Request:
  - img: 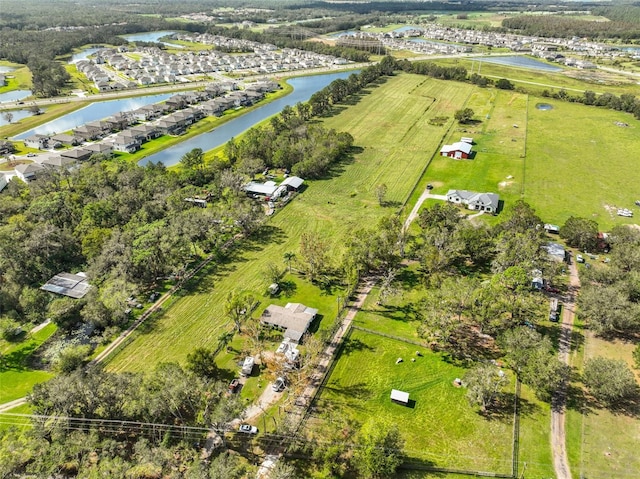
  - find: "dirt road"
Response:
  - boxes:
[551,258,581,479]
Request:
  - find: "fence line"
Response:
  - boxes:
[351,324,430,348]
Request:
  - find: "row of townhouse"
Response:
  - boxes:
[78,34,345,88]
[23,79,279,165]
[400,24,633,61]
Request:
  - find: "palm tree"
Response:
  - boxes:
[283,252,296,273]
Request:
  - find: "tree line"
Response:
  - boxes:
[389,58,640,121]
[502,14,640,41]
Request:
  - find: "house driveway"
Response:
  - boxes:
[404,187,447,230]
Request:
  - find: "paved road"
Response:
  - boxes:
[551,258,581,479]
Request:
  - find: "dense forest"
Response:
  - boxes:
[502,14,640,40]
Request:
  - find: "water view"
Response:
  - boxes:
[0,90,33,103]
[139,70,357,167]
[15,93,173,139]
[69,47,104,63]
[392,25,423,33]
[121,31,183,48]
[476,55,563,72]
[0,109,35,127]
[0,66,16,74]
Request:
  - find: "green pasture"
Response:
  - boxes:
[523,97,640,229]
[435,12,513,29]
[0,322,57,404]
[106,74,471,373]
[0,404,33,432]
[426,88,528,213]
[312,328,514,472]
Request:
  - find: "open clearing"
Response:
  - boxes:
[307,327,514,472]
[106,74,472,372]
[0,322,57,404]
[524,97,640,230]
[426,88,527,214]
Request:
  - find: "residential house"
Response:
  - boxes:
[41,155,76,169]
[156,117,182,135]
[60,148,93,162]
[130,124,161,141]
[73,124,102,141]
[244,180,278,197]
[84,143,113,157]
[446,189,500,214]
[15,163,44,182]
[260,303,318,343]
[50,134,82,147]
[112,131,142,153]
[23,134,49,150]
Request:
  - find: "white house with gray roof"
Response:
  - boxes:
[446,189,500,214]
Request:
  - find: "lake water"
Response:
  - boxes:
[0,109,35,127]
[69,47,104,63]
[476,56,563,72]
[15,93,173,139]
[0,90,33,103]
[392,25,423,33]
[139,70,357,167]
[121,31,183,49]
[328,30,359,38]
[0,66,16,74]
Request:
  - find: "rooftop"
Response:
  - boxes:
[41,272,91,299]
[260,302,318,343]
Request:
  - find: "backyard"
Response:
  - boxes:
[307,327,514,473]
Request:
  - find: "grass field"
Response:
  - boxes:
[318,272,556,476]
[310,328,514,473]
[565,327,640,479]
[105,74,472,373]
[0,322,57,404]
[523,97,640,229]
[426,88,527,213]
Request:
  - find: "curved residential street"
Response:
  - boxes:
[551,258,581,479]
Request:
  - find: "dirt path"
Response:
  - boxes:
[551,258,581,479]
[403,189,447,231]
[255,278,376,477]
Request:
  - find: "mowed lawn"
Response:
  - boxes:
[314,329,514,473]
[106,74,472,372]
[524,98,640,229]
[566,332,640,479]
[0,323,57,403]
[426,88,528,210]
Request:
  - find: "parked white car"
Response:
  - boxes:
[238,424,258,434]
